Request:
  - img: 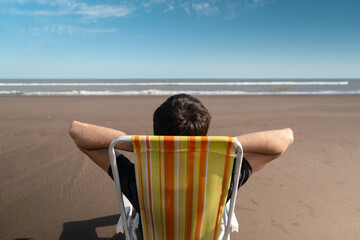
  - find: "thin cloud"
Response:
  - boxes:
[74,3,134,18]
[179,0,269,17]
[192,2,219,16]
[252,0,268,7]
[163,5,175,13]
[141,0,166,9]
[5,0,135,18]
[222,0,271,18]
[2,0,271,19]
[28,24,117,35]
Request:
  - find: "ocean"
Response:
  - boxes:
[0,79,359,96]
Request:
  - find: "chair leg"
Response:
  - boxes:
[116,196,134,234]
[131,214,140,240]
[230,210,239,233]
[218,202,239,239]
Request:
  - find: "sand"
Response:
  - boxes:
[0,95,360,240]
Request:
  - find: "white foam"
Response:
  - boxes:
[1,89,359,96]
[0,81,350,87]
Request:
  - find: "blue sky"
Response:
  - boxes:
[0,0,359,79]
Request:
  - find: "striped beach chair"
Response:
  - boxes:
[109,135,244,240]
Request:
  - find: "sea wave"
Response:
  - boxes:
[1,89,359,96]
[0,81,350,87]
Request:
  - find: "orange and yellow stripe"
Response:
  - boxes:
[133,135,235,240]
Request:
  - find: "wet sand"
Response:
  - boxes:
[1,95,360,239]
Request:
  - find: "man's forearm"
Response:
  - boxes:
[236,128,294,155]
[68,121,133,152]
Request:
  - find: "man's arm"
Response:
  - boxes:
[68,121,133,172]
[236,128,294,173]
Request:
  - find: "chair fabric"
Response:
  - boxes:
[132,135,237,240]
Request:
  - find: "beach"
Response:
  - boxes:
[1,95,360,239]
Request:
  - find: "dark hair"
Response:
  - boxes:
[153,94,211,136]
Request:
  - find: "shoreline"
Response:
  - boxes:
[1,93,360,97]
[1,79,359,97]
[1,92,360,97]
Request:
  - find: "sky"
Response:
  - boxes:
[0,0,359,79]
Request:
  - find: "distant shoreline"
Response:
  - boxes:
[1,79,359,96]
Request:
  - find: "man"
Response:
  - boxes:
[69,94,293,219]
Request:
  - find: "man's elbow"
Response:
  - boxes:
[281,128,294,153]
[68,120,88,153]
[285,128,294,146]
[68,121,85,151]
[68,120,79,139]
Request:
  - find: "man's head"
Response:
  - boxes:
[153,94,211,136]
